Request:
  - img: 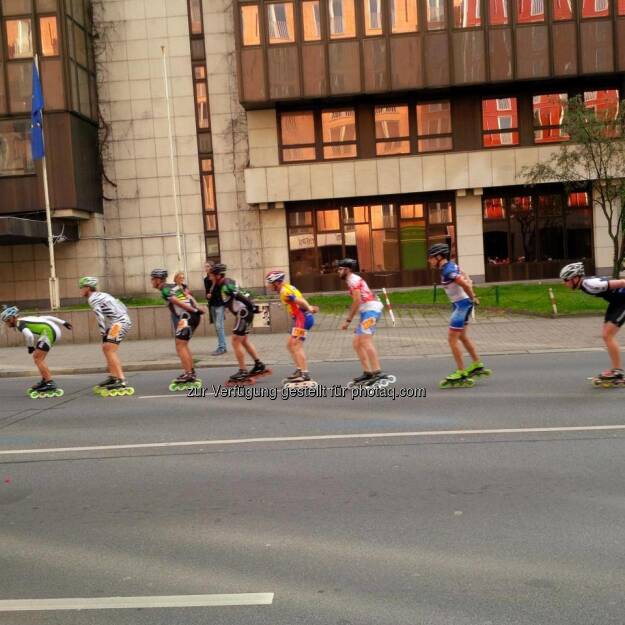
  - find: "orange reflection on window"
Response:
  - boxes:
[241,4,260,45]
[391,0,418,32]
[552,0,573,20]
[302,0,322,40]
[581,0,609,18]
[584,89,619,122]
[281,111,315,145]
[484,198,506,220]
[516,0,544,23]
[453,0,481,28]
[267,2,295,44]
[489,0,509,25]
[40,16,59,56]
[329,0,356,39]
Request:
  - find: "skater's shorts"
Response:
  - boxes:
[232,308,254,336]
[103,319,132,344]
[34,325,58,352]
[449,298,473,331]
[174,311,201,341]
[605,303,625,327]
[290,311,314,340]
[356,310,381,336]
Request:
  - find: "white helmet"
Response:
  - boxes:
[559,262,585,280]
[0,305,19,322]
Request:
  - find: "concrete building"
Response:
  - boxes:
[1,0,624,305]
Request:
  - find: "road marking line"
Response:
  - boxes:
[0,593,274,612]
[1,425,625,457]
[139,392,217,399]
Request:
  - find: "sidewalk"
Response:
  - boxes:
[0,311,606,377]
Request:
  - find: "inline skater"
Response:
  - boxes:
[79,277,133,396]
[0,305,72,397]
[265,270,318,386]
[337,259,393,387]
[149,268,203,390]
[427,243,489,389]
[209,264,268,384]
[560,262,625,386]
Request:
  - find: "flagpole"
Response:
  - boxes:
[161,46,185,275]
[34,54,60,310]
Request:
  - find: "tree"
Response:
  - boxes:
[522,95,625,278]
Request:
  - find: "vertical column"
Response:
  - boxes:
[455,190,486,281]
[592,184,619,275]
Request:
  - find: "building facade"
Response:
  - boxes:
[0,0,624,305]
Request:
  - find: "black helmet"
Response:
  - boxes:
[337,258,358,270]
[427,243,450,258]
[211,263,227,275]
[150,268,168,279]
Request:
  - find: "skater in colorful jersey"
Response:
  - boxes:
[337,258,390,386]
[79,277,133,395]
[0,305,72,397]
[427,243,489,388]
[150,268,204,388]
[560,262,625,385]
[209,264,268,384]
[265,271,318,385]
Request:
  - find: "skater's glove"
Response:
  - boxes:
[27,347,35,354]
[64,322,73,330]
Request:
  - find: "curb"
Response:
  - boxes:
[0,348,605,379]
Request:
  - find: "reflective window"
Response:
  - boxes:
[302,0,322,40]
[7,62,31,112]
[489,0,509,24]
[427,202,456,258]
[552,0,573,20]
[74,22,87,66]
[620,0,625,15]
[375,105,410,156]
[0,119,34,176]
[426,0,446,30]
[538,195,564,261]
[205,236,220,259]
[584,89,620,122]
[289,211,316,278]
[39,16,59,57]
[416,101,452,152]
[194,82,209,129]
[189,0,203,34]
[2,0,31,15]
[364,0,383,36]
[280,111,316,162]
[484,197,506,220]
[483,198,509,264]
[391,0,418,32]
[267,2,295,44]
[482,97,519,148]
[567,193,592,259]
[6,19,33,59]
[329,0,356,38]
[581,0,609,18]
[37,0,57,10]
[533,93,569,144]
[322,108,357,159]
[400,203,426,269]
[516,0,544,23]
[241,4,260,45]
[453,0,481,28]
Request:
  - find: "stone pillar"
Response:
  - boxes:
[593,185,621,276]
[455,191,485,281]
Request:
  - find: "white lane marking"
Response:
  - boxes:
[139,393,216,399]
[0,593,274,612]
[1,425,625,457]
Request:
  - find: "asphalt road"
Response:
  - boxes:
[0,352,624,625]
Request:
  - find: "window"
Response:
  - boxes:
[533,93,568,144]
[537,194,564,261]
[483,198,509,265]
[316,209,342,271]
[567,192,593,259]
[6,19,33,59]
[426,0,446,29]
[453,0,481,28]
[267,2,295,44]
[7,62,31,112]
[582,0,608,18]
[322,108,357,159]
[482,97,519,147]
[416,101,452,152]
[375,105,410,156]
[489,0,509,24]
[280,111,316,162]
[552,0,573,20]
[302,0,322,40]
[2,0,32,15]
[509,196,535,262]
[189,0,203,34]
[0,119,34,176]
[400,204,426,269]
[39,16,59,57]
[329,0,356,38]
[619,0,625,15]
[391,0,418,32]
[289,211,316,278]
[364,0,383,35]
[516,0,544,23]
[241,4,260,45]
[584,89,620,125]
[37,0,57,9]
[194,81,209,129]
[427,202,456,259]
[201,159,219,251]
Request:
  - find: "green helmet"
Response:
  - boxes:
[79,276,98,288]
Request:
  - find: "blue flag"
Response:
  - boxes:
[31,62,45,160]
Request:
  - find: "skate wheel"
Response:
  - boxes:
[464,379,475,388]
[92,385,101,393]
[601,382,613,389]
[110,389,119,397]
[55,389,64,397]
[168,383,178,392]
[377,379,389,387]
[385,375,397,383]
[126,387,135,396]
[100,389,109,397]
[28,390,38,399]
[193,380,202,388]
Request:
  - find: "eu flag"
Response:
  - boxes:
[31,62,45,160]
